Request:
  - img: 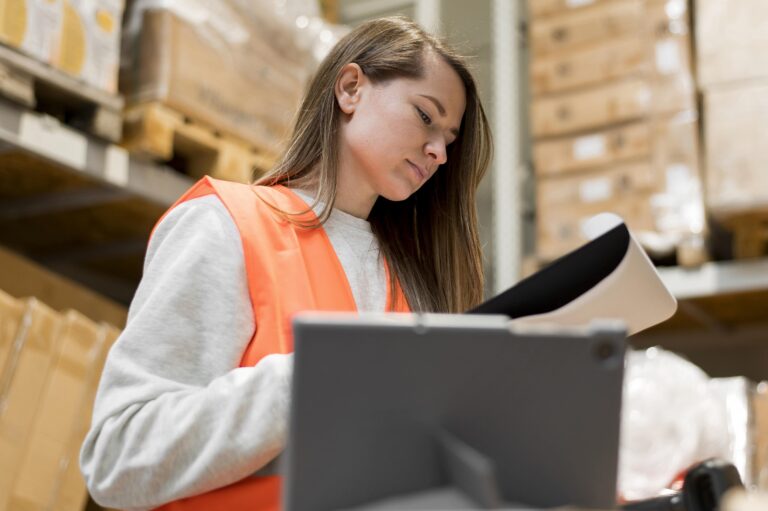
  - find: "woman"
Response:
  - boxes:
[81,16,492,511]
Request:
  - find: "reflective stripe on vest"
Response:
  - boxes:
[152,177,410,511]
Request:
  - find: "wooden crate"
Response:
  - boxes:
[0,41,122,142]
[123,102,277,184]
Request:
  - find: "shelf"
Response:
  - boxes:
[0,96,193,304]
[658,258,768,300]
[0,96,192,205]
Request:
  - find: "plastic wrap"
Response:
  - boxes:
[529,0,703,262]
[696,0,768,89]
[618,347,733,500]
[121,0,347,151]
[703,81,768,218]
[0,0,124,93]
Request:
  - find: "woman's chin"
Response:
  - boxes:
[379,181,422,202]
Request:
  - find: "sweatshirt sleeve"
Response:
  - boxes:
[79,195,292,511]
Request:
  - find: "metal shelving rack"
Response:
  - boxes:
[0,96,192,303]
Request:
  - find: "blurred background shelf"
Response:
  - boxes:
[0,95,192,304]
[659,258,768,300]
[635,258,768,382]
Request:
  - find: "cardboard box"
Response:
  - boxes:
[536,163,659,259]
[527,0,614,20]
[536,153,704,260]
[0,246,127,327]
[52,324,119,511]
[0,290,25,385]
[0,299,62,508]
[530,75,693,138]
[530,0,689,56]
[754,383,768,489]
[51,0,125,93]
[696,0,768,89]
[703,81,768,217]
[530,0,642,56]
[533,113,699,176]
[0,0,62,63]
[530,32,692,96]
[123,8,306,152]
[7,311,107,510]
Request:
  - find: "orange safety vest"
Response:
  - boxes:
[152,176,410,511]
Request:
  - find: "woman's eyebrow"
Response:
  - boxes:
[418,94,460,137]
[418,94,446,116]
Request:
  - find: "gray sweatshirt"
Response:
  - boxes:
[80,191,385,510]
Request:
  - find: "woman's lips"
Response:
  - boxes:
[407,160,427,180]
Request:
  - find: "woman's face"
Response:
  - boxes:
[336,51,467,202]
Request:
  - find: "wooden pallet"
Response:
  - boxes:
[718,212,768,260]
[122,102,278,184]
[0,42,123,143]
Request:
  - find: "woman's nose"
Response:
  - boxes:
[425,138,448,167]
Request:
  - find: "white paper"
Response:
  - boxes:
[580,177,613,203]
[573,134,607,161]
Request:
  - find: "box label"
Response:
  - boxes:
[580,177,613,203]
[566,0,596,7]
[573,134,607,161]
[655,39,682,75]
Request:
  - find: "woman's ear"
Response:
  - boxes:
[335,63,364,114]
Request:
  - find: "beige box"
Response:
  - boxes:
[52,323,120,511]
[51,0,125,93]
[8,311,107,510]
[530,0,643,56]
[0,299,62,509]
[754,383,768,489]
[530,75,693,138]
[530,0,689,56]
[0,245,127,327]
[696,0,768,89]
[527,0,615,20]
[123,9,306,152]
[0,290,25,385]
[0,0,62,63]
[703,81,768,217]
[533,113,699,177]
[531,32,692,96]
[537,163,660,259]
[536,153,703,260]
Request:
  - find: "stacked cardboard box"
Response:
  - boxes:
[529,0,705,262]
[0,0,124,93]
[120,1,319,156]
[696,0,768,220]
[0,250,124,511]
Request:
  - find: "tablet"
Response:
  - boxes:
[284,313,626,511]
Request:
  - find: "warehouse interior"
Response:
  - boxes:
[0,0,767,510]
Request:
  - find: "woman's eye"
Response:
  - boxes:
[417,107,432,126]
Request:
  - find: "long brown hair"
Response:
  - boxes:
[256,16,492,313]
